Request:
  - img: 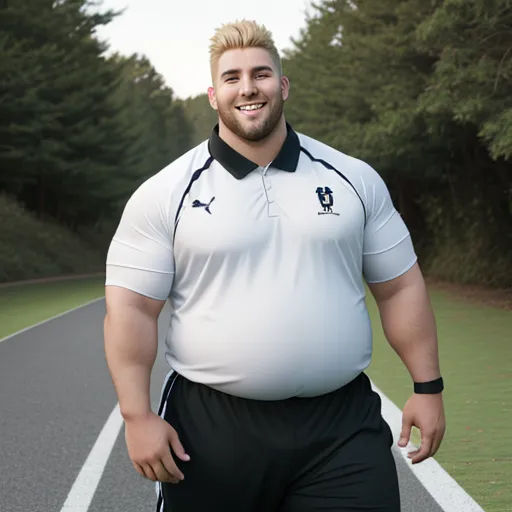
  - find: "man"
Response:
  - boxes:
[104,19,446,512]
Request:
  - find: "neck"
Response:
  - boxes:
[218,117,288,167]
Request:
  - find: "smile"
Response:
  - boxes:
[236,103,267,112]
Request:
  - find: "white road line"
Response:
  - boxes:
[0,297,104,344]
[59,403,124,512]
[372,380,485,512]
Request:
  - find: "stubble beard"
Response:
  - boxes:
[218,97,285,143]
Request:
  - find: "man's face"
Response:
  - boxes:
[208,47,290,142]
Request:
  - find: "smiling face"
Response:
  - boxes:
[208,47,290,142]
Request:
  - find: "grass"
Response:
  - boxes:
[0,276,106,339]
[0,194,105,283]
[367,287,512,512]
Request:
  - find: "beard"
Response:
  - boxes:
[217,96,285,142]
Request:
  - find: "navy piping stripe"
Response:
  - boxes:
[156,491,163,512]
[174,155,214,236]
[300,147,367,224]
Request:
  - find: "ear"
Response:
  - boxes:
[281,76,290,101]
[207,86,218,110]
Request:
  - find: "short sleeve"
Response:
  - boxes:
[105,179,175,300]
[361,166,417,283]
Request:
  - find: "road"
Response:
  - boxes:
[0,299,480,512]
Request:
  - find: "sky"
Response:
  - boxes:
[94,0,313,100]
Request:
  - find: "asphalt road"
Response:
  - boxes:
[0,299,445,512]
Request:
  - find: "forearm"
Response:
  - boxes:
[104,307,158,420]
[375,281,441,383]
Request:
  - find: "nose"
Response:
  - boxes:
[239,76,258,97]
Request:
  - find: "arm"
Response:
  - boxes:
[103,285,189,483]
[104,285,166,420]
[367,262,441,384]
[358,162,445,463]
[368,263,446,464]
[103,177,189,483]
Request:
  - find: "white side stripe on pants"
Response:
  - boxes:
[155,370,179,512]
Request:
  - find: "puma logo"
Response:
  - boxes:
[192,197,215,214]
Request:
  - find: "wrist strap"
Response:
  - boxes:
[414,377,444,394]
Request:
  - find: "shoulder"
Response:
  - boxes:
[296,132,386,190]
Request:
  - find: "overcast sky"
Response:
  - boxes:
[94,0,313,99]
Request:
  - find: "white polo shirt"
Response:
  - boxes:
[105,123,417,400]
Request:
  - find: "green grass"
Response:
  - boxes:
[367,287,512,512]
[0,277,106,339]
[0,194,106,283]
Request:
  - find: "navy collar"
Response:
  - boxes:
[208,123,301,179]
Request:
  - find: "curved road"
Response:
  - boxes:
[0,299,483,512]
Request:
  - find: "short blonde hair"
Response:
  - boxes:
[209,19,282,82]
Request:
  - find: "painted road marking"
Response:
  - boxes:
[59,404,123,512]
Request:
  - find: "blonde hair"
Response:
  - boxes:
[209,20,282,82]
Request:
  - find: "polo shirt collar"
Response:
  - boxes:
[208,122,301,179]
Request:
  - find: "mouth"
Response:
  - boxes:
[235,102,267,114]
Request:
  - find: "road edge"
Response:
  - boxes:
[371,380,486,512]
[0,296,105,344]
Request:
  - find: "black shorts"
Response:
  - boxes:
[156,371,400,512]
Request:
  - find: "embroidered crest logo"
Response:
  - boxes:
[316,187,339,216]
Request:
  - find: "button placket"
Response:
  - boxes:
[260,167,279,217]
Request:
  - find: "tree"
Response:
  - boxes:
[110,53,194,196]
[0,0,126,227]
[0,1,194,230]
[417,0,512,161]
[182,93,219,146]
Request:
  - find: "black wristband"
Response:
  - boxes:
[414,377,444,394]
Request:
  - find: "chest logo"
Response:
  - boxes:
[316,187,340,216]
[192,197,215,214]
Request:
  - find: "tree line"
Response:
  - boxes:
[0,0,193,232]
[1,0,510,287]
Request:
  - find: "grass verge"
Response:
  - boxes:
[367,286,512,512]
[0,194,106,283]
[0,276,106,340]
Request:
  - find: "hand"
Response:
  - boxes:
[398,393,446,464]
[124,411,190,483]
